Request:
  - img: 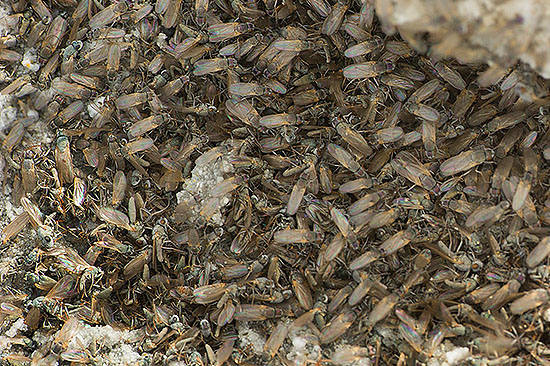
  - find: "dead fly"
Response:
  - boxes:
[263,322,288,359]
[339,177,372,194]
[272,39,321,53]
[115,92,149,109]
[305,0,331,17]
[2,212,31,243]
[44,247,103,291]
[225,98,260,127]
[233,304,282,321]
[41,15,67,58]
[467,104,498,127]
[211,176,244,197]
[112,171,127,206]
[490,156,513,196]
[379,228,416,255]
[509,288,550,315]
[291,272,313,310]
[229,82,265,98]
[327,143,366,176]
[54,133,75,185]
[195,145,230,167]
[525,236,550,268]
[348,276,372,306]
[32,0,53,24]
[481,274,524,311]
[260,113,301,128]
[486,111,525,134]
[405,102,440,122]
[321,233,346,262]
[125,138,155,155]
[434,62,466,90]
[343,61,394,79]
[158,76,190,100]
[208,22,253,42]
[364,292,399,329]
[328,285,353,313]
[88,2,128,30]
[367,208,401,229]
[123,249,151,280]
[372,127,404,144]
[3,115,39,152]
[440,148,493,177]
[344,37,383,58]
[422,119,437,157]
[330,206,358,247]
[128,115,169,139]
[320,310,356,344]
[334,120,372,156]
[380,74,415,90]
[0,46,21,63]
[331,347,370,365]
[287,170,308,215]
[1,75,32,96]
[73,176,87,209]
[465,201,509,229]
[322,0,349,35]
[391,151,438,192]
[273,229,323,244]
[161,0,183,28]
[94,232,131,255]
[512,172,533,211]
[97,207,135,231]
[57,100,84,124]
[52,78,91,99]
[21,158,37,194]
[407,79,442,105]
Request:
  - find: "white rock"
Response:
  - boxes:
[21,48,41,72]
[6,318,27,337]
[375,0,550,78]
[176,146,235,226]
[237,322,266,356]
[88,97,106,119]
[292,336,307,350]
[544,307,550,322]
[444,346,470,365]
[0,2,14,36]
[0,95,17,132]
